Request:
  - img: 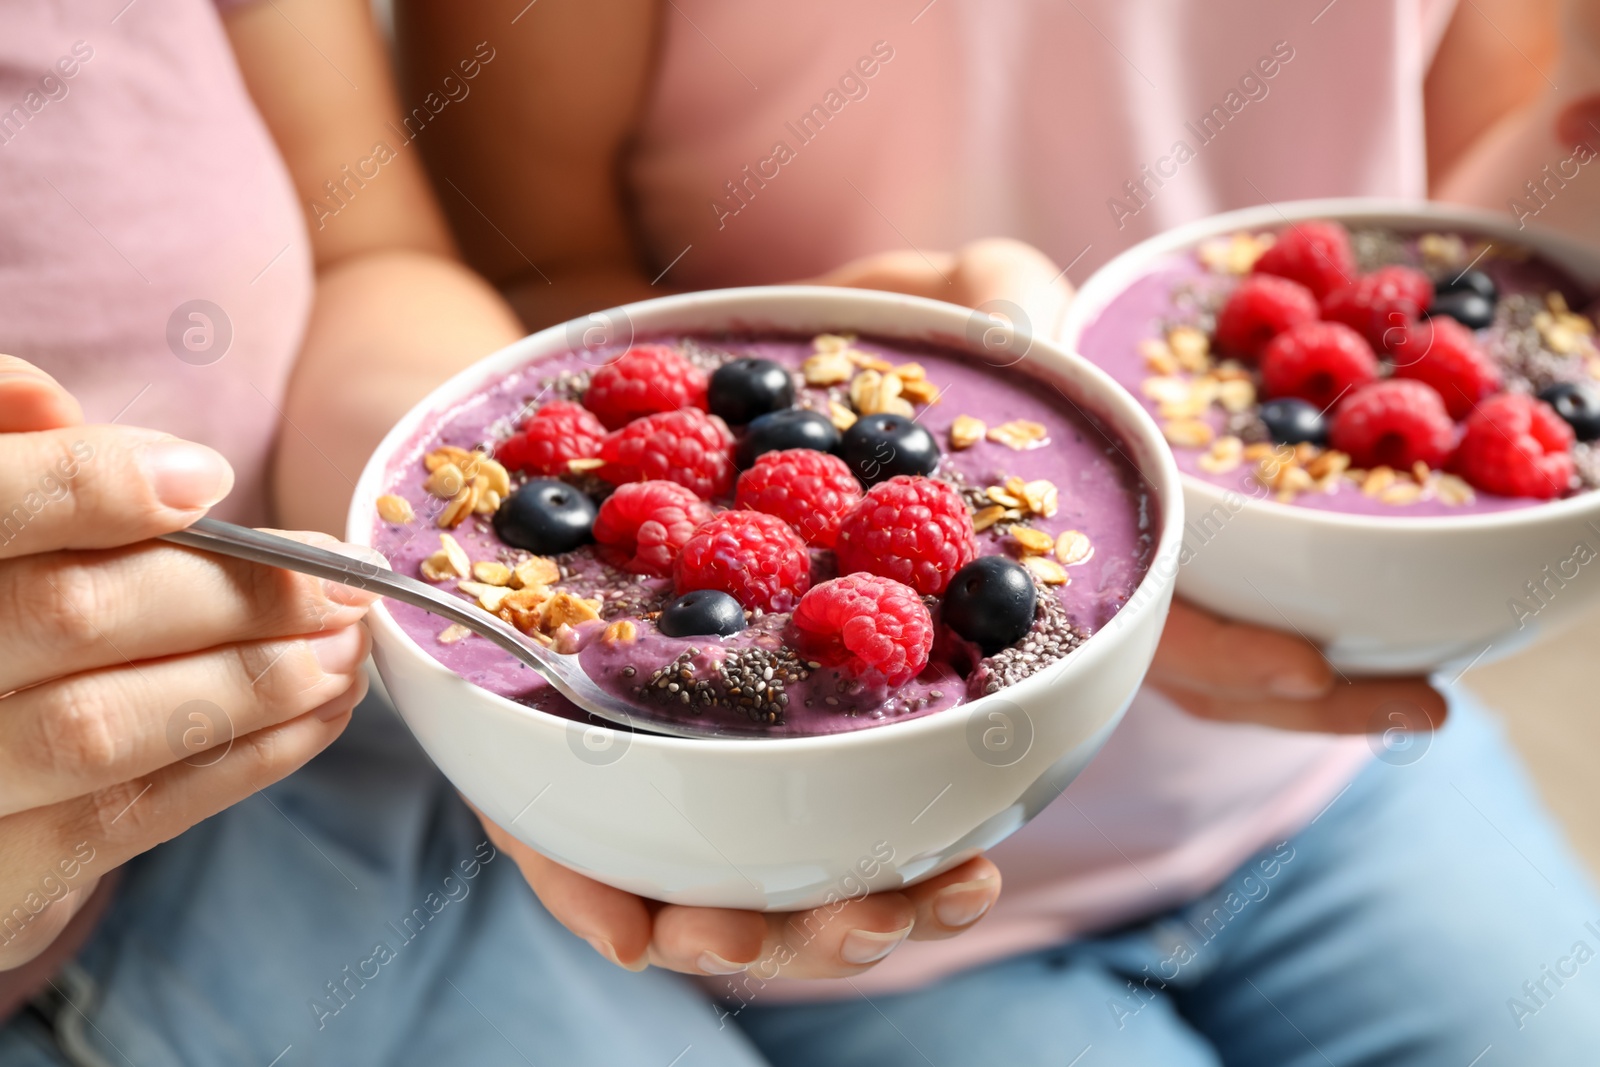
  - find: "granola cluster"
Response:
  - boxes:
[802,332,943,429]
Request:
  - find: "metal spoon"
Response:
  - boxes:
[160,517,767,740]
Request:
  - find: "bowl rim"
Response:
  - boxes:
[348,284,1184,752]
[1061,196,1600,534]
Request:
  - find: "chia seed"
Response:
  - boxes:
[635,644,810,725]
[1350,227,1409,273]
[967,580,1086,697]
[1482,293,1591,395]
[539,368,594,402]
[677,338,740,374]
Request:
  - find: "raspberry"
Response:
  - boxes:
[673,510,812,613]
[1214,274,1320,360]
[1260,321,1378,410]
[494,401,607,476]
[583,344,709,430]
[1252,221,1357,301]
[591,481,713,576]
[1320,266,1434,352]
[1451,394,1575,499]
[1389,316,1502,420]
[834,476,977,596]
[598,408,735,499]
[734,449,863,549]
[1328,379,1455,470]
[792,574,933,687]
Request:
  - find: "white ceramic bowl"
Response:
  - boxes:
[1062,198,1600,675]
[348,286,1182,910]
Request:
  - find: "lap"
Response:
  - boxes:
[0,689,765,1067]
[1172,687,1600,1066]
[737,691,1600,1067]
[734,951,1221,1067]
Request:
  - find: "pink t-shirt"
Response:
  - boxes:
[0,0,309,1016]
[626,0,1457,997]
[0,0,310,527]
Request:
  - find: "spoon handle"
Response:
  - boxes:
[162,518,777,740]
[160,518,547,676]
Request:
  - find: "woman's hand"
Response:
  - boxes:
[808,237,1076,346]
[1149,600,1447,733]
[0,356,377,971]
[475,808,1001,977]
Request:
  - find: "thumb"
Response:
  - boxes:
[0,354,84,433]
[951,238,1076,344]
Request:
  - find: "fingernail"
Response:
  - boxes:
[933,880,996,928]
[587,937,647,972]
[309,627,367,675]
[697,951,750,975]
[1269,673,1330,699]
[139,440,233,510]
[314,692,357,722]
[840,924,912,966]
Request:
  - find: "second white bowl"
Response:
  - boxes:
[1063,198,1600,675]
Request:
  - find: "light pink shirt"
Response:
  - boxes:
[0,0,311,527]
[626,0,1457,996]
[0,0,309,1016]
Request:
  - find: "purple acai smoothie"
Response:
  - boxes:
[369,332,1156,736]
[1078,223,1600,517]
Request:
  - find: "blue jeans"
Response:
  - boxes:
[3,689,1597,1066]
[0,693,766,1067]
[733,692,1600,1066]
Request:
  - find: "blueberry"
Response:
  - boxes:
[657,589,748,638]
[1435,268,1497,303]
[492,478,597,555]
[837,414,940,485]
[736,408,840,468]
[941,557,1037,656]
[708,358,795,426]
[1538,381,1600,442]
[1426,290,1495,330]
[1258,397,1328,447]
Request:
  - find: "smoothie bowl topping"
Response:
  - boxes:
[1081,218,1600,517]
[370,331,1155,736]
